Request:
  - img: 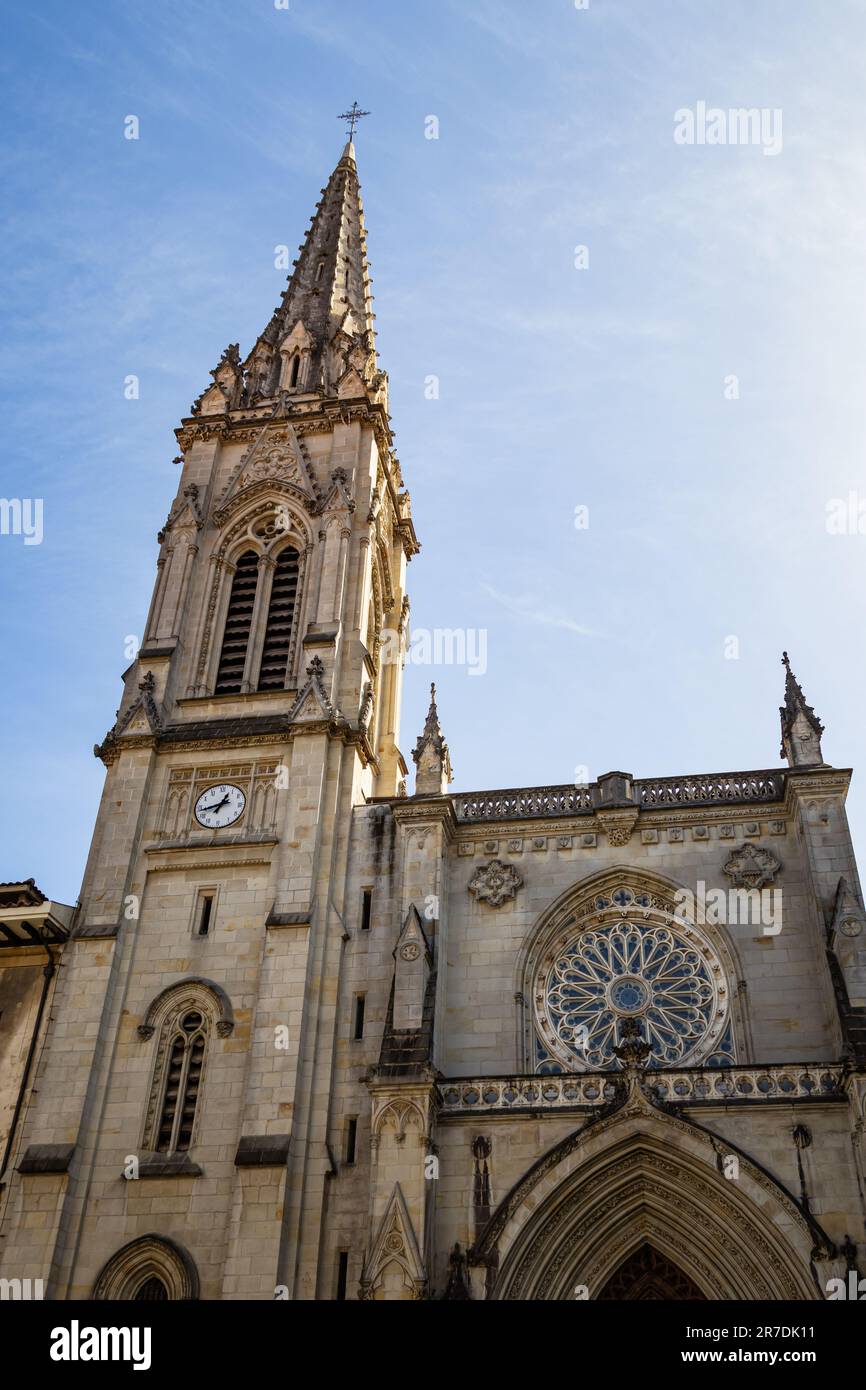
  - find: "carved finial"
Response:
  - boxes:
[612,1018,652,1070]
[779,652,825,767]
[219,343,241,368]
[412,683,453,795]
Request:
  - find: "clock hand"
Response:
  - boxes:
[203,795,230,814]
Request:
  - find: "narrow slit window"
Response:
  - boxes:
[258,547,300,691]
[360,889,372,932]
[336,1251,349,1301]
[215,550,259,695]
[196,892,214,938]
[353,995,365,1041]
[345,1117,357,1166]
[290,355,300,388]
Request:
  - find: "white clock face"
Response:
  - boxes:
[194,783,246,830]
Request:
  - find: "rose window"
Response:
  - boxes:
[538,920,731,1071]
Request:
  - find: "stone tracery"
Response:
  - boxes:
[524,872,740,1074]
[543,919,724,1070]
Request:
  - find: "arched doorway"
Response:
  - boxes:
[92,1234,199,1301]
[597,1244,706,1301]
[134,1276,169,1301]
[478,1077,825,1300]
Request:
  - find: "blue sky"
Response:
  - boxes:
[2,0,866,903]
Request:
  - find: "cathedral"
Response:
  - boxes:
[1,137,865,1303]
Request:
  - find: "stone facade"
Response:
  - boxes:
[1,142,864,1302]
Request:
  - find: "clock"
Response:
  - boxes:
[194,783,246,830]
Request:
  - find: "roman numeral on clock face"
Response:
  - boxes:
[193,783,246,829]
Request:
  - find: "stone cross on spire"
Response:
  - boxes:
[780,652,825,767]
[338,102,370,140]
[412,684,454,795]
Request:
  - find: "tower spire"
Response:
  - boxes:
[780,652,825,767]
[233,131,385,412]
[412,684,453,795]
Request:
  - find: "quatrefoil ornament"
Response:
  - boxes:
[468,859,523,909]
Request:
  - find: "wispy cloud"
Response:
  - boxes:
[481,583,600,638]
[4,0,866,892]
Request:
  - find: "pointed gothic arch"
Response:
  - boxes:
[278,320,314,392]
[137,979,234,1156]
[191,494,314,697]
[215,548,259,694]
[92,1234,200,1301]
[256,540,301,691]
[359,1184,427,1301]
[479,1080,825,1301]
[138,977,235,1040]
[597,1243,707,1300]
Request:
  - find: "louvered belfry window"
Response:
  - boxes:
[156,1010,206,1154]
[215,550,259,694]
[257,547,300,691]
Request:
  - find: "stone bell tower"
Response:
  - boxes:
[139,135,418,803]
[0,135,421,1301]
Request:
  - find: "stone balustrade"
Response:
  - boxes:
[439,1064,845,1114]
[453,771,784,823]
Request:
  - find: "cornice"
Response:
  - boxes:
[391,796,458,838]
[783,767,852,807]
[175,689,299,710]
[145,854,276,874]
[175,395,393,448]
[445,807,791,842]
[144,833,278,858]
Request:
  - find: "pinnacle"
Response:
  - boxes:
[780,651,823,730]
[423,683,441,733]
[412,683,453,792]
[779,651,825,763]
